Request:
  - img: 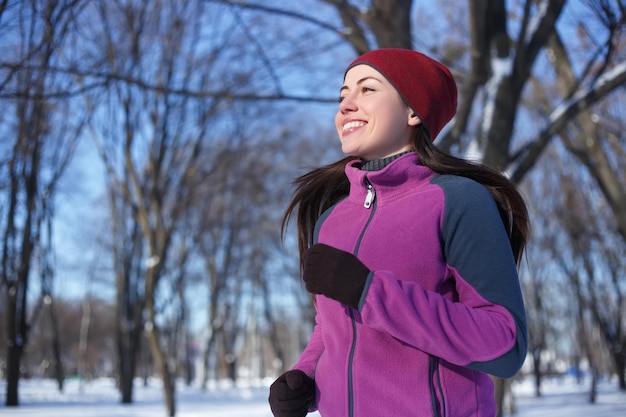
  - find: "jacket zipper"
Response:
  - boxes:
[429,356,446,417]
[348,177,377,417]
[347,311,357,417]
[364,182,376,208]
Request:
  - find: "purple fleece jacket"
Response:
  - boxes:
[293,153,527,417]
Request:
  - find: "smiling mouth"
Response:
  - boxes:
[342,121,366,134]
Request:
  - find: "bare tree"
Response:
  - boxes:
[24,296,117,380]
[193,139,288,385]
[86,0,272,413]
[533,1,626,242]
[107,179,146,403]
[0,0,85,406]
[556,171,626,393]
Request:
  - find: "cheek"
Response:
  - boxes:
[334,112,342,132]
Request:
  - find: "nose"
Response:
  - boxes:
[339,92,357,113]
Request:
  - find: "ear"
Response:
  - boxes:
[407,109,421,127]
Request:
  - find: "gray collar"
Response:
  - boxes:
[360,151,413,171]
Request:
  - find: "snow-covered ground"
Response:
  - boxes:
[0,375,624,416]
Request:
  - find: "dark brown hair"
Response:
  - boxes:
[282,125,530,269]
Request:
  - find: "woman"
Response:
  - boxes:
[269,48,529,417]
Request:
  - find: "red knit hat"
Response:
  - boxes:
[345,48,457,141]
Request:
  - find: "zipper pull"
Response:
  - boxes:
[364,183,376,208]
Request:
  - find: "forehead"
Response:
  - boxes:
[343,64,387,85]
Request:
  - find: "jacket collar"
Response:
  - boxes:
[345,152,434,205]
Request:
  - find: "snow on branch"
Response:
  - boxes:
[480,57,513,140]
[549,60,626,125]
[512,60,626,182]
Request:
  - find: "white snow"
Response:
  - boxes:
[481,56,513,138]
[549,60,626,124]
[464,138,484,162]
[524,0,549,45]
[0,375,624,417]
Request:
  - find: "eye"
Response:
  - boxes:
[361,86,375,93]
[338,95,346,103]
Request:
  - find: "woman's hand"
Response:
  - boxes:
[269,370,315,417]
[303,243,371,310]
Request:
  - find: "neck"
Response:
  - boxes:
[360,151,413,171]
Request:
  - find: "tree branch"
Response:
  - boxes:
[0,64,337,103]
[511,60,626,182]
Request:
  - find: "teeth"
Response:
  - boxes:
[343,121,365,131]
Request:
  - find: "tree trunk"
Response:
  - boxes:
[182,326,194,387]
[78,297,91,391]
[604,337,626,392]
[589,369,598,403]
[119,354,134,403]
[146,325,176,416]
[117,305,143,403]
[493,376,505,417]
[227,357,237,383]
[532,349,542,397]
[118,334,141,404]
[493,376,515,417]
[146,263,176,417]
[616,355,626,391]
[5,344,22,406]
[49,302,65,392]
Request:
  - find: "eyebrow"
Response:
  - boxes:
[340,76,383,93]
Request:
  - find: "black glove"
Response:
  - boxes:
[269,369,315,417]
[303,243,371,310]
